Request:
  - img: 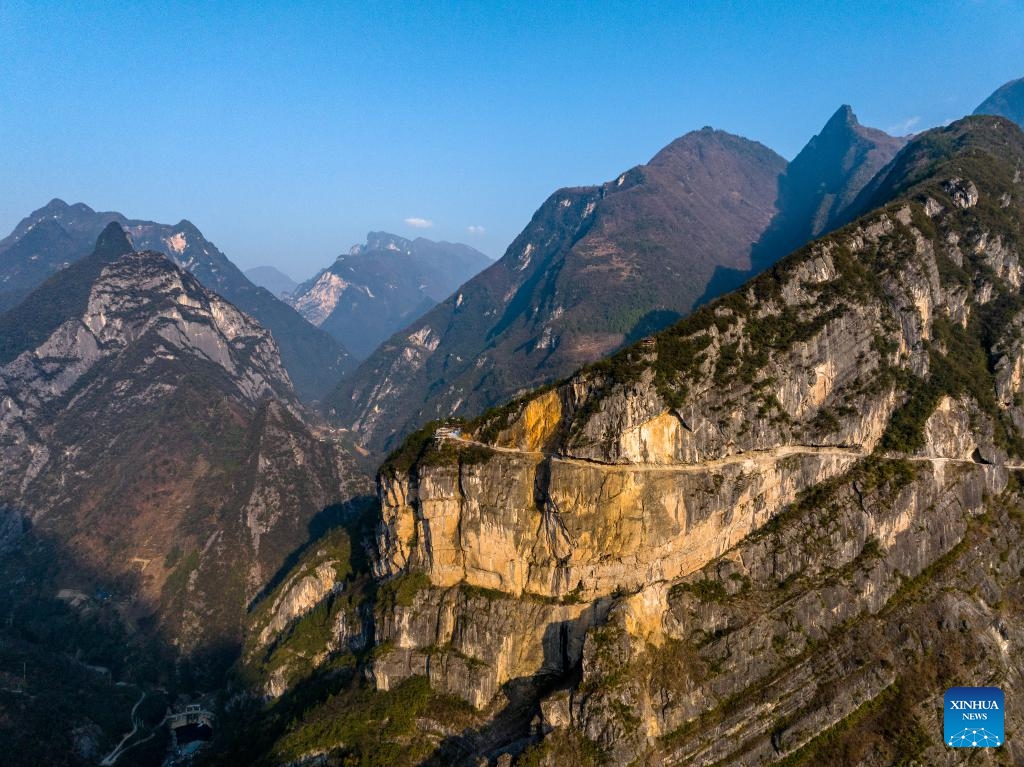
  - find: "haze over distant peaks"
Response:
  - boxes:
[245,265,298,298]
[974,76,1024,127]
[288,231,491,358]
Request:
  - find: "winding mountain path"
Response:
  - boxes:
[100,691,146,766]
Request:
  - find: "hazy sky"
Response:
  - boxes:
[1,1,1022,280]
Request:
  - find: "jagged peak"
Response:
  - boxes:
[826,104,856,126]
[170,219,204,237]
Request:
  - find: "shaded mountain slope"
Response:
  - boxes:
[0,201,352,401]
[751,104,906,269]
[699,105,905,301]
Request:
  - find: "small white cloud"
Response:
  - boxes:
[887,116,921,135]
[404,217,434,229]
[466,225,486,235]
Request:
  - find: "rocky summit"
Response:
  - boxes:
[219,116,1024,766]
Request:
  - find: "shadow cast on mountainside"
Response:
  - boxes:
[693,168,797,312]
[0,488,380,759]
[422,673,563,766]
[0,518,199,765]
[624,308,684,344]
[246,494,380,613]
[423,617,588,766]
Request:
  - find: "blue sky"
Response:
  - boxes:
[1,1,1022,280]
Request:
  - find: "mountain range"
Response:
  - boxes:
[245,265,299,298]
[327,106,904,454]
[289,232,491,358]
[3,75,1024,767]
[0,201,352,402]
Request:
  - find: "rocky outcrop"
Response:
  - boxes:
[566,452,1016,765]
[377,447,863,602]
[257,562,343,649]
[372,588,612,709]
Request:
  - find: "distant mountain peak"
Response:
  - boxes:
[975,76,1024,128]
[740,104,906,275]
[822,103,856,129]
[0,202,352,399]
[349,231,414,256]
[245,266,298,298]
[93,221,133,259]
[292,232,491,358]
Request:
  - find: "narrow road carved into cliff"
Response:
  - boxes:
[446,434,1024,474]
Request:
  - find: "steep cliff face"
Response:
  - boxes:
[0,226,370,667]
[352,116,1024,764]
[328,130,786,453]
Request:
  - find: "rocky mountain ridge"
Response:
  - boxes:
[0,223,371,681]
[0,200,352,401]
